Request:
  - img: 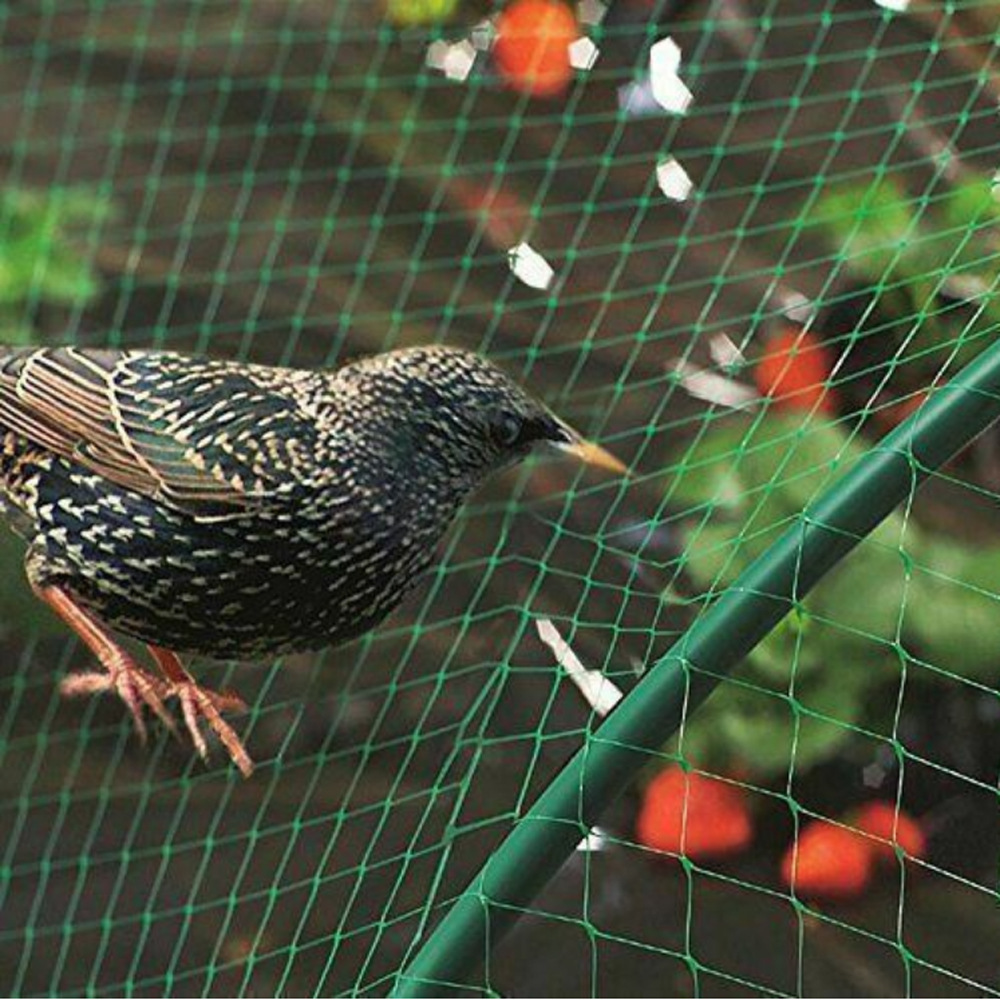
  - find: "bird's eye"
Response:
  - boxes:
[491,411,523,448]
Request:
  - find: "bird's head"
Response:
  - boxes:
[339,346,626,490]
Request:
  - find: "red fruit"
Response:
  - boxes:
[755,327,836,414]
[852,802,928,862]
[781,820,874,900]
[494,0,577,98]
[635,766,753,861]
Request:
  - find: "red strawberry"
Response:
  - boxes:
[755,327,836,414]
[495,0,577,99]
[852,802,928,863]
[781,820,874,900]
[636,765,753,861]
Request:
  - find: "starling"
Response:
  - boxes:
[0,344,625,776]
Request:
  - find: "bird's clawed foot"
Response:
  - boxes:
[59,646,253,777]
[39,584,176,744]
[38,586,253,777]
[169,680,252,778]
[148,646,254,778]
[60,655,175,745]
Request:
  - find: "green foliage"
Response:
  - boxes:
[385,0,460,26]
[681,169,1000,777]
[804,174,1000,363]
[671,412,1000,777]
[0,186,109,344]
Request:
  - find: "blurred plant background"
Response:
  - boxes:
[0,1,998,996]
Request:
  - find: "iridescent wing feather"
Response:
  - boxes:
[0,346,322,517]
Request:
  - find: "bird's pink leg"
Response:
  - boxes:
[146,645,253,778]
[39,585,175,743]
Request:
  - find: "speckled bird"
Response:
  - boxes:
[0,344,625,776]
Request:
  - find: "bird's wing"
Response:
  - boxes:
[0,346,322,517]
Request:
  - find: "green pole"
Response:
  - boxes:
[390,338,1000,998]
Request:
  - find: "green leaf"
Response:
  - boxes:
[669,410,1000,778]
[904,537,1000,680]
[0,185,107,312]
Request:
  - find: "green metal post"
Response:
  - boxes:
[391,338,1000,998]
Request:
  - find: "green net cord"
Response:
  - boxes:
[391,332,1000,998]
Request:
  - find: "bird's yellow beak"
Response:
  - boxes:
[557,436,629,476]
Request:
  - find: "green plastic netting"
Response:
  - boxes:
[1,0,999,996]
